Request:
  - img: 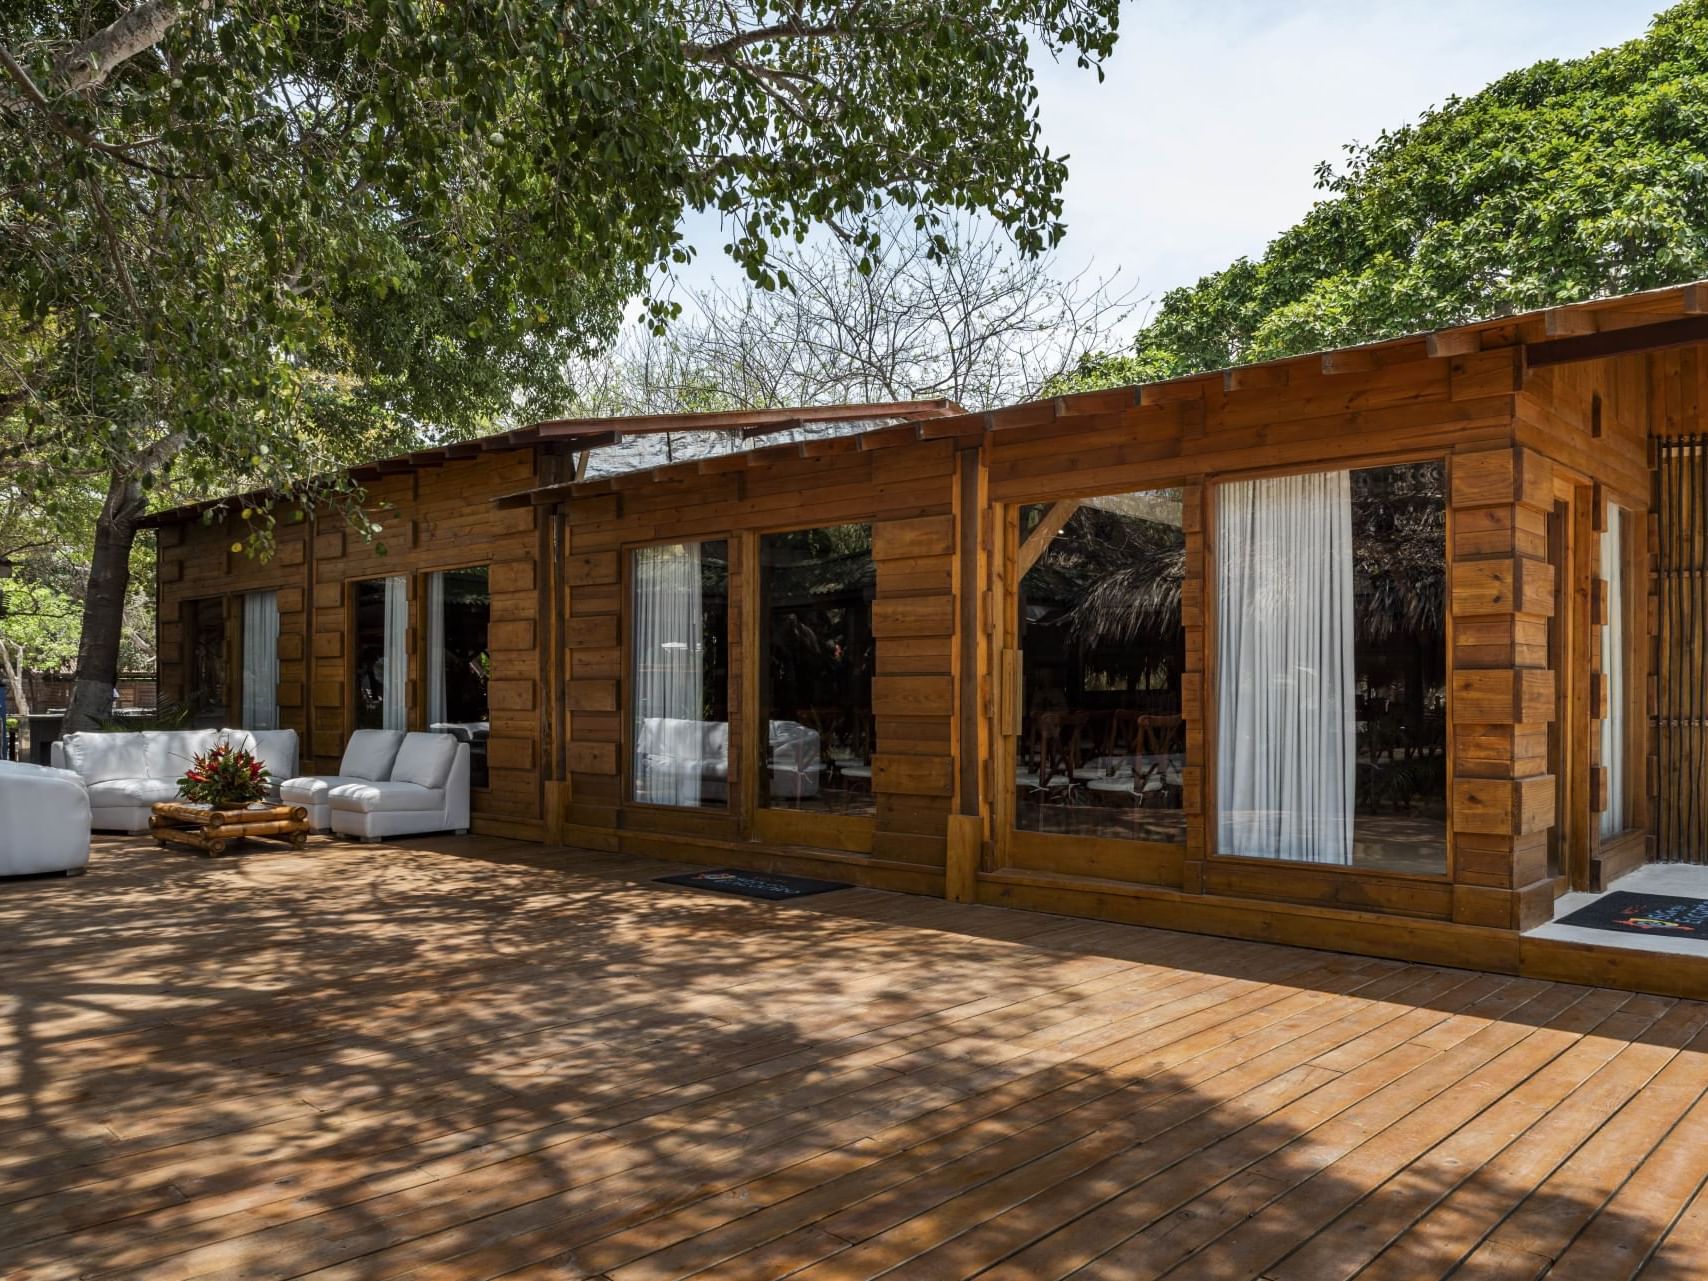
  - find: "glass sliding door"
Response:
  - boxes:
[1015,489,1187,844]
[629,541,730,807]
[354,575,408,731]
[759,524,875,815]
[1216,462,1447,872]
[240,590,280,730]
[427,566,491,787]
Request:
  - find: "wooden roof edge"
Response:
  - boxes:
[528,398,962,439]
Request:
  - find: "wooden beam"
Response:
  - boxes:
[1016,500,1080,579]
[1525,314,1708,369]
[1543,308,1599,338]
[1684,283,1708,315]
[1138,378,1209,407]
[1426,329,1482,358]
[1321,349,1380,375]
[1223,364,1289,393]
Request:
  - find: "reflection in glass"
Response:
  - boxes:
[428,566,491,787]
[1216,462,1447,873]
[186,597,228,728]
[1017,490,1186,843]
[760,525,875,815]
[354,576,407,731]
[630,541,730,807]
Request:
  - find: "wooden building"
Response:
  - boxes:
[148,282,1708,983]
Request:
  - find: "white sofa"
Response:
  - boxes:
[634,718,820,804]
[51,728,299,834]
[279,729,470,840]
[0,761,92,876]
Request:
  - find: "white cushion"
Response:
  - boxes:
[327,780,443,813]
[769,721,821,771]
[235,728,298,779]
[338,730,406,782]
[390,733,458,790]
[59,731,150,784]
[638,718,730,763]
[145,730,223,781]
[87,777,181,807]
[279,775,364,806]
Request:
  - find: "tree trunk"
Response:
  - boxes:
[64,470,145,732]
[0,641,29,722]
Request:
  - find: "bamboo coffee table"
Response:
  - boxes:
[149,801,312,857]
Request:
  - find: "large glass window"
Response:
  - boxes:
[186,597,227,728]
[1216,462,1447,873]
[630,541,730,807]
[428,566,491,787]
[1016,490,1187,843]
[354,575,408,731]
[759,524,875,815]
[240,590,280,730]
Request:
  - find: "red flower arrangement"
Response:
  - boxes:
[177,744,270,809]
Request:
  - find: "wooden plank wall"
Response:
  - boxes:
[1448,445,1558,930]
[552,436,960,892]
[156,514,313,740]
[1515,350,1655,890]
[156,448,550,840]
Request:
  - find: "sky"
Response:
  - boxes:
[668,0,1668,317]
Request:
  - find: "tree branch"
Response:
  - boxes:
[57,0,190,94]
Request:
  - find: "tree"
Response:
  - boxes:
[2,0,1122,729]
[0,577,81,725]
[1058,1,1708,390]
[569,211,1135,472]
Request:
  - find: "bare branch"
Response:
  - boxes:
[57,0,191,94]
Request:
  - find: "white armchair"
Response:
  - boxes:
[279,730,470,841]
[0,761,91,876]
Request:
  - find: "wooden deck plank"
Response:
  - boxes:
[0,835,1705,1281]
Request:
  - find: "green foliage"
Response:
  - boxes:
[176,743,268,808]
[0,575,81,672]
[2,1,1118,722]
[2,0,1121,528]
[1058,2,1708,391]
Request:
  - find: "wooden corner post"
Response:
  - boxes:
[1448,445,1559,931]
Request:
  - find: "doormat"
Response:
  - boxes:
[1556,891,1708,939]
[654,868,852,901]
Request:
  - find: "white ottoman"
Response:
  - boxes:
[0,761,92,876]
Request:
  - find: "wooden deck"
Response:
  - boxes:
[4,835,1708,1281]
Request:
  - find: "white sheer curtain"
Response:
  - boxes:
[1601,510,1627,836]
[240,590,279,730]
[382,574,408,731]
[425,571,446,726]
[632,543,704,806]
[1217,471,1357,863]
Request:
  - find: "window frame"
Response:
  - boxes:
[423,561,494,791]
[747,520,880,854]
[348,573,410,734]
[994,483,1198,887]
[620,536,735,814]
[1203,454,1455,883]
